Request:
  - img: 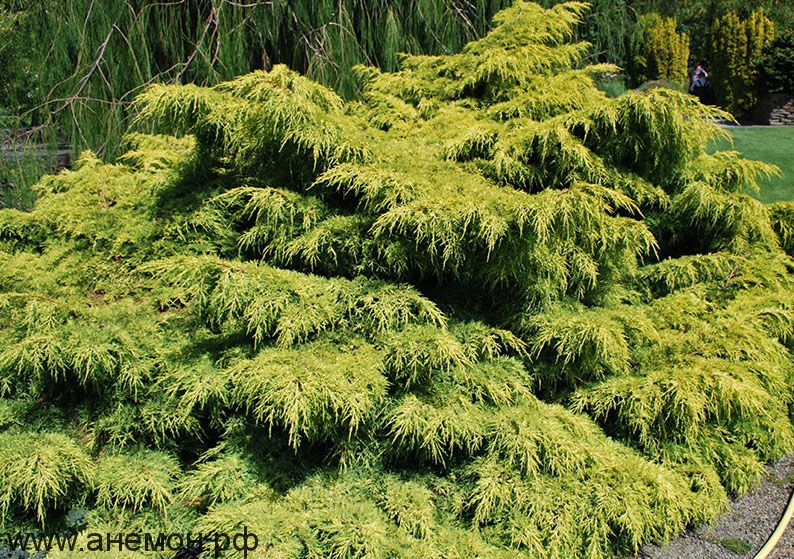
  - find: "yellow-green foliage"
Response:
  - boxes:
[709,10,776,114]
[0,2,792,558]
[0,432,93,524]
[643,14,691,85]
[94,450,181,512]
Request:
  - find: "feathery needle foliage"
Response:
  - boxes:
[1,3,793,559]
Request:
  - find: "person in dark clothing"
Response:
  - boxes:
[689,61,713,104]
[691,62,708,88]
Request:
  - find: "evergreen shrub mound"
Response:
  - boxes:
[1,2,793,558]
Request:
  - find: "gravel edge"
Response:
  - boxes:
[639,454,794,559]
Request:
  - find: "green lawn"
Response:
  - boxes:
[712,126,794,204]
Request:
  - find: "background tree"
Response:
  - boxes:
[542,0,634,66]
[759,29,794,94]
[709,10,776,115]
[633,13,690,86]
[1,0,791,205]
[0,0,514,156]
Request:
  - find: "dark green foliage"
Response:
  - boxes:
[770,202,794,255]
[1,3,793,559]
[0,5,37,124]
[759,30,794,94]
[1,0,791,175]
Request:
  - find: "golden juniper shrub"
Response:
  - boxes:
[1,3,792,558]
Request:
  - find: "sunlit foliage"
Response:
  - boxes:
[2,3,792,558]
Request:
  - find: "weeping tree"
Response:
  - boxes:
[1,2,794,558]
[0,0,513,212]
[0,0,513,156]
